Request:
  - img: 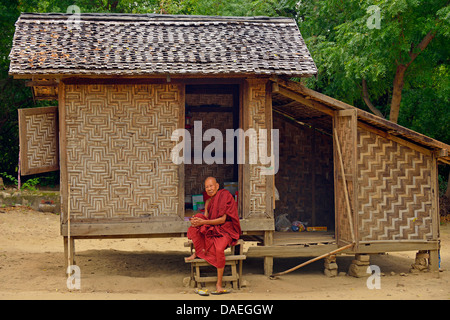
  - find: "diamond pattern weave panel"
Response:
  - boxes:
[357,129,433,241]
[247,80,269,219]
[18,106,59,175]
[65,84,181,220]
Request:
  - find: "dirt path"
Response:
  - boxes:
[0,207,449,300]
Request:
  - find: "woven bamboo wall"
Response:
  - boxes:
[64,84,182,220]
[185,111,235,195]
[186,94,233,107]
[357,128,434,241]
[273,113,334,227]
[245,79,271,219]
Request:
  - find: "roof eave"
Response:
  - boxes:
[273,77,450,155]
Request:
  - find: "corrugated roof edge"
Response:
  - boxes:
[18,12,295,23]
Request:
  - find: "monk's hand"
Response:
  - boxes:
[190,217,204,227]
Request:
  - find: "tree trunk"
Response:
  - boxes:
[362,79,384,118]
[389,30,436,124]
[389,64,407,123]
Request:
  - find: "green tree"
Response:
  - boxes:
[0,0,32,174]
[297,0,449,124]
[295,0,449,195]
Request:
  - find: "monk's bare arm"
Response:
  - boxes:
[191,214,226,227]
[204,214,226,225]
[204,198,211,218]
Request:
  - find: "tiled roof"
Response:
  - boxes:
[9,13,317,77]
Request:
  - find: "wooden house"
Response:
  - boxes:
[10,13,449,276]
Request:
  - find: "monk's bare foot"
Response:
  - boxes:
[216,284,224,293]
[186,253,197,261]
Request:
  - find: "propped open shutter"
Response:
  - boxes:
[18,106,59,175]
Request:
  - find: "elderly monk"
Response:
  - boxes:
[186,177,241,294]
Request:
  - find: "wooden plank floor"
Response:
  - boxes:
[245,231,338,258]
[273,231,336,246]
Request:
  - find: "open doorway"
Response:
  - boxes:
[183,84,240,218]
[272,91,335,237]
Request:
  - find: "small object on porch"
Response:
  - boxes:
[307,226,327,232]
[275,213,291,232]
[291,221,306,232]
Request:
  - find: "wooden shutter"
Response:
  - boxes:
[18,106,59,175]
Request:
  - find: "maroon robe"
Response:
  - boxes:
[187,189,241,268]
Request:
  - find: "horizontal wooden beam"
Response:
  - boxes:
[187,106,233,113]
[246,240,439,258]
[240,218,275,232]
[185,255,246,264]
[435,148,449,158]
[277,87,334,116]
[272,77,353,110]
[26,80,58,87]
[246,244,340,258]
[61,220,190,237]
[61,217,274,237]
[356,240,439,253]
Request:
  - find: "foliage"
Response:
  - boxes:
[0,172,40,191]
[298,0,449,125]
[439,171,449,197]
[0,172,18,186]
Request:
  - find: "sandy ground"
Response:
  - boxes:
[0,206,449,300]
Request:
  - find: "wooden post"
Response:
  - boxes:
[428,250,440,275]
[311,128,316,226]
[63,236,75,269]
[429,154,440,276]
[178,84,185,220]
[65,183,74,270]
[333,127,356,244]
[264,230,274,276]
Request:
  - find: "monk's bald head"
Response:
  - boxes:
[205,177,219,197]
[205,177,217,184]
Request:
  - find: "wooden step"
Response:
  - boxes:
[185,255,246,264]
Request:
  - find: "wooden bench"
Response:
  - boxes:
[184,239,246,289]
